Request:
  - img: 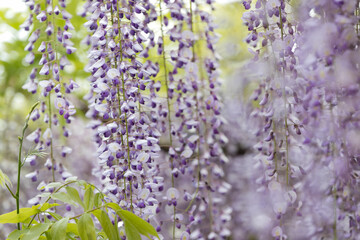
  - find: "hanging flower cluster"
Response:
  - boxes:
[229,0,360,239]
[156,0,231,239]
[21,0,78,190]
[80,0,230,238]
[81,0,164,232]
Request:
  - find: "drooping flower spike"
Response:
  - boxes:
[81,0,230,238]
[235,0,360,238]
[21,0,78,186]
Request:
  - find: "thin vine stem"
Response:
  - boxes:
[16,102,39,230]
[183,0,202,215]
[279,6,289,186]
[159,0,177,238]
[115,1,133,212]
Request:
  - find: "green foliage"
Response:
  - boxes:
[93,192,103,208]
[118,210,160,240]
[1,180,159,240]
[0,168,11,188]
[0,206,40,224]
[50,192,79,206]
[107,203,160,240]
[66,223,79,236]
[65,186,84,208]
[22,223,51,240]
[83,187,95,211]
[92,209,119,240]
[77,214,96,240]
[124,221,142,240]
[50,217,69,240]
[7,228,28,240]
[39,203,60,212]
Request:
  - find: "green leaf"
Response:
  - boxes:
[0,168,11,188]
[93,192,103,208]
[66,186,84,208]
[22,223,51,240]
[117,210,160,240]
[45,182,63,189]
[44,231,52,240]
[92,210,119,240]
[51,192,78,206]
[106,202,121,212]
[114,214,121,240]
[77,213,96,240]
[77,180,88,187]
[107,203,159,240]
[83,187,94,211]
[6,229,28,240]
[38,192,51,198]
[50,217,69,240]
[47,212,62,221]
[66,223,79,235]
[0,206,40,224]
[65,176,78,182]
[124,221,141,240]
[97,232,107,239]
[40,203,61,212]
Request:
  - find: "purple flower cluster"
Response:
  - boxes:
[155,0,231,238]
[21,0,77,187]
[82,0,163,217]
[80,0,230,238]
[229,0,360,239]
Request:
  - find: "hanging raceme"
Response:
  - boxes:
[21,0,78,189]
[235,0,360,239]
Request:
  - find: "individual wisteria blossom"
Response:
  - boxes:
[21,0,78,188]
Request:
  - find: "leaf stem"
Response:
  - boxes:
[69,205,105,220]
[5,183,16,199]
[16,102,39,230]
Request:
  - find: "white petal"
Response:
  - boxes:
[108,142,121,153]
[107,68,120,79]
